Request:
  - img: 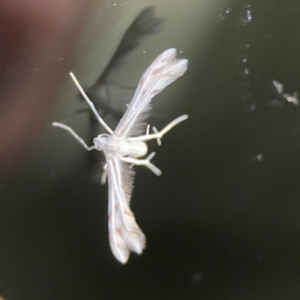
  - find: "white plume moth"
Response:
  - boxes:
[53,48,188,264]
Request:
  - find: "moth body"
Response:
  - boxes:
[52,48,189,264]
[94,134,148,158]
[119,140,148,158]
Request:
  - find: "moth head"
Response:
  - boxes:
[93,134,109,151]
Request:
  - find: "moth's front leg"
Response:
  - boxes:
[52,122,96,151]
[121,152,161,176]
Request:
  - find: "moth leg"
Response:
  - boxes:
[128,114,188,142]
[101,163,108,185]
[69,72,114,135]
[52,122,96,151]
[152,126,161,146]
[121,152,161,176]
[146,124,150,135]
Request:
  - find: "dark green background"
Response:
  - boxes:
[1,1,300,299]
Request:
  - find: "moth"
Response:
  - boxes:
[53,48,188,264]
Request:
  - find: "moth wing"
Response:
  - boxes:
[113,48,188,138]
[106,156,145,264]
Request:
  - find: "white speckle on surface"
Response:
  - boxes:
[241,43,250,49]
[215,8,232,21]
[273,80,284,94]
[252,154,264,162]
[137,51,147,55]
[239,5,252,26]
[29,68,40,72]
[246,10,252,22]
[272,80,299,106]
[257,154,263,161]
[245,103,256,112]
[284,93,299,105]
[107,2,118,8]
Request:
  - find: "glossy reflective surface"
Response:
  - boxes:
[1,0,300,299]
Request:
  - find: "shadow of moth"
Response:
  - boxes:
[53,48,188,264]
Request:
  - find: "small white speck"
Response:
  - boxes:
[241,44,250,49]
[252,154,264,162]
[108,2,118,8]
[272,80,299,106]
[238,7,252,26]
[245,103,256,112]
[243,58,247,62]
[179,50,184,54]
[284,93,299,105]
[246,10,252,22]
[273,80,284,94]
[30,68,40,72]
[257,154,263,161]
[244,68,249,75]
[137,51,148,55]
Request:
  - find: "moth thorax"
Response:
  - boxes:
[93,134,109,151]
